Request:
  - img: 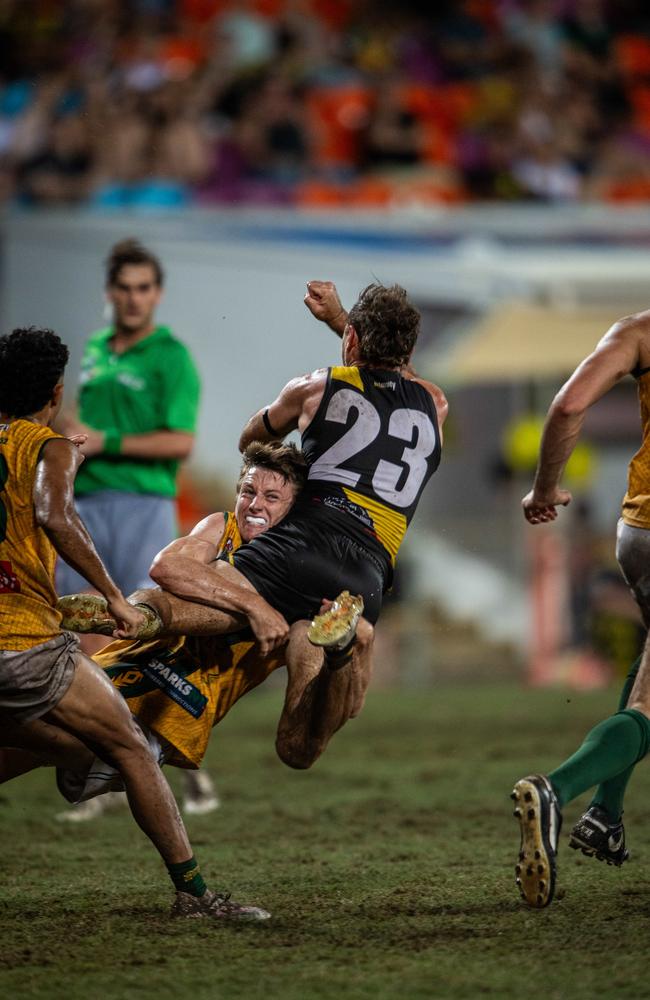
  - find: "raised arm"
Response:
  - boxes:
[304,279,449,433]
[35,439,143,637]
[238,370,327,452]
[523,317,643,524]
[303,280,348,337]
[149,513,289,655]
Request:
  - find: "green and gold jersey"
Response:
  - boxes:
[94,512,281,768]
[623,368,650,528]
[0,420,63,649]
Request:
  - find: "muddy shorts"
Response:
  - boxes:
[616,519,650,628]
[0,632,79,723]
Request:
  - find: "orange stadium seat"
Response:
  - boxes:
[294,180,347,206]
[604,177,650,202]
[615,35,650,79]
[629,86,650,131]
[306,85,373,169]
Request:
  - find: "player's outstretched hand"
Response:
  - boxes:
[249,598,290,656]
[304,280,347,334]
[522,488,572,524]
[107,595,146,638]
[67,433,89,449]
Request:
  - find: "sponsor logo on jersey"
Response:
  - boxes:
[321,492,374,529]
[141,658,208,718]
[105,653,208,718]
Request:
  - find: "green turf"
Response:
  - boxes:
[2,682,649,1000]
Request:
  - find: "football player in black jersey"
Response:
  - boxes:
[59,280,448,771]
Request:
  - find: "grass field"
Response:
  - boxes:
[2,680,650,1000]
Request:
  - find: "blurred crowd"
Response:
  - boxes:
[1,0,650,209]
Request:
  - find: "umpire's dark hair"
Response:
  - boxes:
[237,441,308,494]
[347,283,420,369]
[0,327,69,417]
[105,238,164,287]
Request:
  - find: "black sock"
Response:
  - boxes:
[325,638,356,670]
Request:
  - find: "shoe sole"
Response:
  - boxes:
[57,595,116,635]
[511,777,556,908]
[307,592,364,650]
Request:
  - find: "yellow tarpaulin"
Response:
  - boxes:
[434,302,634,384]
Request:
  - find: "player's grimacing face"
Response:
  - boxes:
[235,467,297,542]
[107,263,162,334]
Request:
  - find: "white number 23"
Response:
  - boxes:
[308,388,436,508]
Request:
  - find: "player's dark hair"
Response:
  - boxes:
[238,441,308,494]
[0,327,69,417]
[347,283,420,368]
[105,238,164,287]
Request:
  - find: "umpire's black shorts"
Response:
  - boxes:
[227,507,390,625]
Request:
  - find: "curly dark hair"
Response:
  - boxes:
[347,283,420,368]
[0,327,69,417]
[105,238,164,287]
[237,441,308,495]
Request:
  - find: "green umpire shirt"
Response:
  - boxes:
[74,325,201,498]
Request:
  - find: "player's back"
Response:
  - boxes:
[300,365,441,565]
[0,419,62,649]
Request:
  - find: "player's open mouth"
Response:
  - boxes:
[246,516,266,526]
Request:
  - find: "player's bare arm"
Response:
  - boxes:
[63,422,194,460]
[403,369,449,436]
[150,515,289,655]
[35,438,143,637]
[523,317,645,524]
[304,279,449,434]
[238,370,328,451]
[304,280,348,336]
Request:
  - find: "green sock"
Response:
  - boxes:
[588,655,643,822]
[166,856,207,897]
[549,709,650,808]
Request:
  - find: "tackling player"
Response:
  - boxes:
[0,327,268,921]
[56,279,447,726]
[2,442,375,808]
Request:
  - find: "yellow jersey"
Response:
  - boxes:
[623,370,650,528]
[0,419,63,650]
[95,511,284,768]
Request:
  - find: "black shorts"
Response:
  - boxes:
[229,509,389,625]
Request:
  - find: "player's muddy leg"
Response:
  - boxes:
[43,652,193,863]
[627,636,650,717]
[128,587,245,637]
[276,618,374,769]
[0,748,43,782]
[347,617,375,718]
[1,716,95,776]
[58,586,249,639]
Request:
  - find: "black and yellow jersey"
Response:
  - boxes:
[300,366,441,566]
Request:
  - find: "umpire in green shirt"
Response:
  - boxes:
[57,238,201,597]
